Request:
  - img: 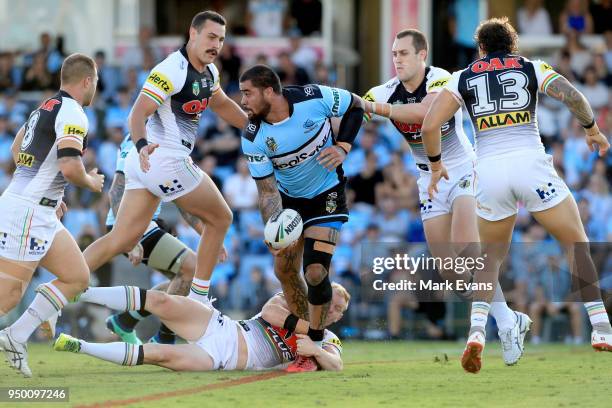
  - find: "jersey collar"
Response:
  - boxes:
[262,88,294,125]
[179,44,208,74]
[59,90,75,100]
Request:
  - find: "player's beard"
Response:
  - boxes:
[250,101,271,121]
[83,86,96,107]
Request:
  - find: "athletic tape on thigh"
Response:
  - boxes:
[147,232,189,277]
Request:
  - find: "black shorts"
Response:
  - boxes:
[280,182,349,229]
[105,218,168,265]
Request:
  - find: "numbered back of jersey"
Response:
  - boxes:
[21,111,41,150]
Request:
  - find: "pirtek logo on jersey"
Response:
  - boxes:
[471,57,523,73]
[477,111,530,131]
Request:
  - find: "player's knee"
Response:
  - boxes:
[305,264,328,286]
[215,205,233,230]
[303,237,333,284]
[306,272,332,305]
[146,290,170,311]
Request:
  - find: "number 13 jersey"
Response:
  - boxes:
[445,52,560,160]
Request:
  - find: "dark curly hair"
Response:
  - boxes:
[474,17,519,55]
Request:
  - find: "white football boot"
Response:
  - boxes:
[591,329,612,352]
[0,328,32,378]
[499,311,532,366]
[462,329,485,373]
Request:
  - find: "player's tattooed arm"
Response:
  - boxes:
[108,172,125,217]
[545,76,595,127]
[177,206,204,235]
[255,175,283,224]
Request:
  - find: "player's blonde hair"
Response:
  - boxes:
[332,282,351,309]
[60,53,96,85]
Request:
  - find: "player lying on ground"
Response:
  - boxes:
[420,17,612,373]
[99,133,226,345]
[54,282,350,371]
[0,54,105,378]
[239,65,364,372]
[361,28,530,367]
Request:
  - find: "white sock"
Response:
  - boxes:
[10,282,68,343]
[470,302,491,332]
[585,301,612,332]
[79,286,145,311]
[188,278,210,303]
[79,341,143,366]
[489,284,516,331]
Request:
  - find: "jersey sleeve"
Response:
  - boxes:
[531,60,562,94]
[444,70,464,105]
[208,63,221,95]
[241,132,273,180]
[55,103,88,150]
[318,85,353,118]
[426,68,452,95]
[322,331,342,355]
[140,58,182,106]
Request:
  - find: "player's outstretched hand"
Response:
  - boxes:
[296,334,320,357]
[87,168,105,193]
[317,145,347,171]
[55,200,67,220]
[585,124,610,157]
[265,239,299,258]
[127,243,144,266]
[427,161,449,200]
[139,143,159,172]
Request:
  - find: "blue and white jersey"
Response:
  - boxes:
[241,85,353,198]
[105,135,162,227]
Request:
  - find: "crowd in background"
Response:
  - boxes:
[0,0,610,343]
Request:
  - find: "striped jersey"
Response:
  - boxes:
[140,46,220,155]
[5,91,88,206]
[445,53,560,159]
[364,66,474,168]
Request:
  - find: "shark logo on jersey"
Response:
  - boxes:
[304,86,315,96]
[536,182,557,202]
[326,192,338,213]
[303,119,317,132]
[192,80,200,96]
[266,137,278,153]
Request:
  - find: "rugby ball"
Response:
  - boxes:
[264,209,303,250]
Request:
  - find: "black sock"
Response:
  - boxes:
[157,323,176,343]
[136,345,144,365]
[116,312,140,331]
[307,328,324,342]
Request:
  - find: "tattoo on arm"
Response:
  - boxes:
[546,76,595,127]
[108,172,125,217]
[178,206,203,232]
[255,176,282,224]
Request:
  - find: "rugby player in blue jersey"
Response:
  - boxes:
[239,65,364,372]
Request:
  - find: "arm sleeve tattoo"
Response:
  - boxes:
[255,175,283,224]
[178,206,203,232]
[108,172,125,217]
[545,76,595,127]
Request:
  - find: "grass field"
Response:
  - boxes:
[1,341,611,407]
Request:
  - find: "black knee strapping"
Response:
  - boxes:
[303,237,333,271]
[307,274,333,305]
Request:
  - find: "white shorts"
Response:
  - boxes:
[190,309,239,370]
[0,193,65,262]
[474,152,570,221]
[124,147,204,202]
[417,160,475,221]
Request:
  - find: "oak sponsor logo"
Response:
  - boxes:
[477,110,530,131]
[470,57,523,73]
[146,71,173,94]
[17,152,34,167]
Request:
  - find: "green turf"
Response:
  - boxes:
[1,341,611,407]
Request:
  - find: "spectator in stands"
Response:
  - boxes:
[94,50,120,104]
[105,87,132,134]
[290,0,322,36]
[448,0,480,68]
[223,156,259,211]
[562,119,592,187]
[374,197,410,241]
[529,251,583,345]
[579,66,609,110]
[195,119,241,167]
[313,61,333,85]
[580,176,611,240]
[0,115,13,165]
[218,43,242,95]
[590,0,612,34]
[276,50,310,86]
[289,31,318,76]
[561,30,592,78]
[0,53,19,92]
[136,47,157,90]
[198,155,223,190]
[121,26,162,71]
[242,266,274,316]
[21,52,54,91]
[349,150,384,208]
[605,31,612,71]
[592,53,612,86]
[377,152,417,210]
[0,89,28,130]
[517,0,552,35]
[559,0,593,35]
[247,0,288,37]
